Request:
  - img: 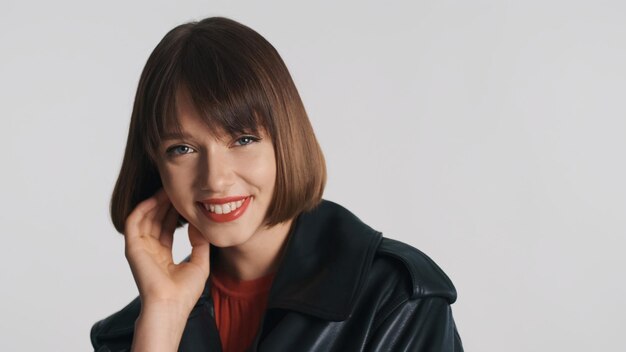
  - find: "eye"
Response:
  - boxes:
[165,145,195,156]
[233,135,261,147]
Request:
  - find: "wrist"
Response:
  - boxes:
[142,297,194,314]
[131,303,191,352]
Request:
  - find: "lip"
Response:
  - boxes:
[199,195,249,205]
[197,196,252,223]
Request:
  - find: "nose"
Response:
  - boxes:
[196,147,235,193]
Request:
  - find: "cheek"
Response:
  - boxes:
[265,162,277,190]
[238,149,276,188]
[159,165,194,210]
[257,152,277,192]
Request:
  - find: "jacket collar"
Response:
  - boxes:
[266,199,382,321]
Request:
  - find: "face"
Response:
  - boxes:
[155,89,277,248]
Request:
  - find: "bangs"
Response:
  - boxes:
[142,26,275,161]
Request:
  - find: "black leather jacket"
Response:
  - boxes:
[91,200,463,351]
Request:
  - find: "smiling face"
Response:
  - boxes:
[155,88,278,248]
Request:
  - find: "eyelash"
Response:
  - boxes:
[234,135,261,146]
[166,145,194,156]
[165,135,261,157]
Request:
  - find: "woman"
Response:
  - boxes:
[91,17,463,352]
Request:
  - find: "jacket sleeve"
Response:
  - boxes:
[365,297,463,352]
[90,296,140,352]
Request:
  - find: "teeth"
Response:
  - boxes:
[203,198,247,214]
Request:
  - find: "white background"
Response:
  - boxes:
[1,0,625,350]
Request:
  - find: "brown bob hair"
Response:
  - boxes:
[110,17,326,234]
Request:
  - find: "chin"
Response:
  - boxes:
[200,229,253,248]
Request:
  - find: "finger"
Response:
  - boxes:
[125,188,167,238]
[148,193,173,238]
[188,224,211,273]
[125,201,158,240]
[159,205,179,249]
[136,189,171,240]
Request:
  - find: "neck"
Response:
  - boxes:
[214,219,294,281]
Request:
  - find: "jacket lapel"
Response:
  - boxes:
[266,199,382,321]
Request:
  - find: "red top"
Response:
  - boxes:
[210,268,275,352]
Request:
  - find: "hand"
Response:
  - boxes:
[123,188,211,314]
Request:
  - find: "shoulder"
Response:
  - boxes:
[362,238,464,350]
[372,237,458,304]
[313,199,458,304]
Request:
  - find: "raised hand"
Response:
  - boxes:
[123,188,212,351]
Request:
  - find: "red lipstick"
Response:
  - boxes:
[201,195,248,205]
[197,196,251,223]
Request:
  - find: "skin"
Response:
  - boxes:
[125,88,294,351]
